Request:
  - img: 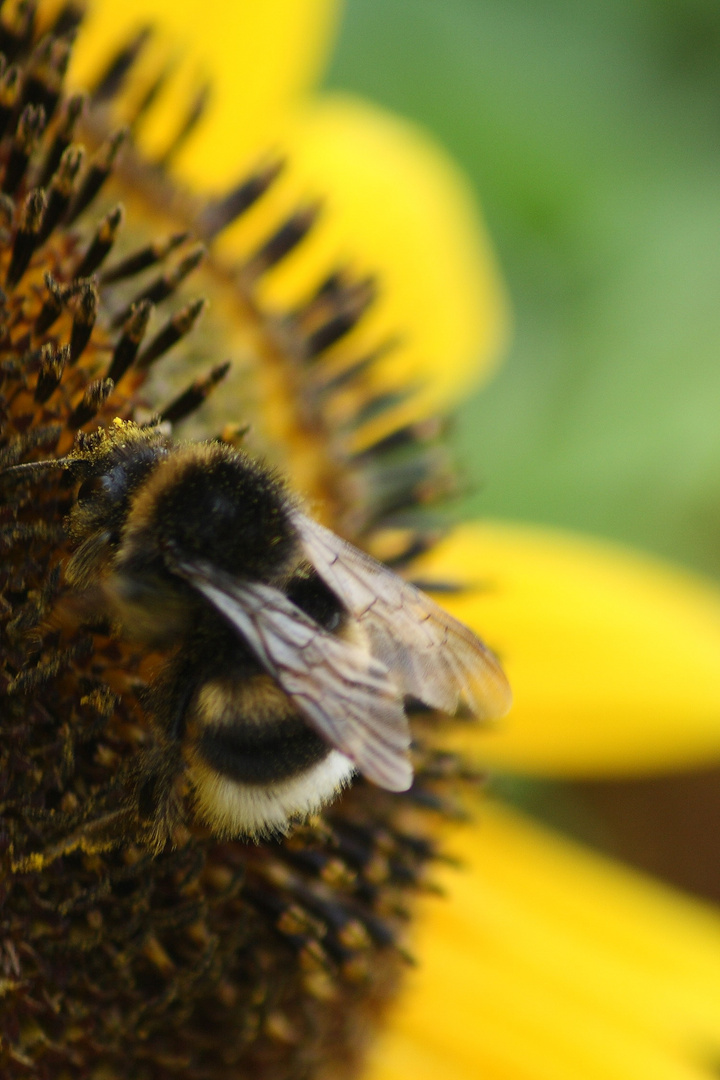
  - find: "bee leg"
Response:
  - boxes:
[134,741,187,851]
[133,657,203,848]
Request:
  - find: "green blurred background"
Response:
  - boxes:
[326,0,720,582]
[325,0,720,900]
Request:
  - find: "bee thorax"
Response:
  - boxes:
[121,441,299,584]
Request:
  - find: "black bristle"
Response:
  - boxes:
[110,244,205,328]
[299,277,377,358]
[0,191,14,229]
[91,27,151,102]
[306,308,368,359]
[128,63,173,132]
[69,280,98,364]
[383,533,442,570]
[243,204,320,280]
[19,32,52,104]
[0,65,20,142]
[101,229,189,284]
[68,377,114,429]
[243,884,324,944]
[136,296,206,369]
[34,343,68,403]
[65,128,127,224]
[34,272,66,335]
[359,450,455,525]
[3,103,45,196]
[159,360,231,424]
[106,299,153,383]
[298,269,347,312]
[313,340,398,398]
[49,4,84,39]
[37,91,85,188]
[349,390,411,430]
[198,160,284,240]
[6,187,46,288]
[0,1,35,62]
[74,204,124,279]
[37,143,84,243]
[156,82,210,168]
[351,417,444,462]
[21,32,71,120]
[409,578,465,595]
[329,821,385,878]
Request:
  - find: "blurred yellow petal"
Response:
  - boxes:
[364,802,720,1080]
[248,95,508,421]
[67,0,340,184]
[415,523,720,776]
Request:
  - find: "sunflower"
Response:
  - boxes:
[2,3,720,1080]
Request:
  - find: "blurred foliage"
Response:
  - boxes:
[326,0,720,580]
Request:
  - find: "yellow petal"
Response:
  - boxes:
[415,523,720,776]
[364,802,720,1080]
[67,0,340,182]
[223,94,508,427]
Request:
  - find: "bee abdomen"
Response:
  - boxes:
[197,713,330,785]
[186,673,332,786]
[182,674,356,837]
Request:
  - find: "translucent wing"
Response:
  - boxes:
[293,513,512,720]
[173,558,412,792]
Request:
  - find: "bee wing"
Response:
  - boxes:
[293,513,512,721]
[173,558,412,792]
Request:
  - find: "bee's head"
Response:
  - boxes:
[64,421,171,589]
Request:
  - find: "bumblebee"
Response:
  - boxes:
[15,419,511,838]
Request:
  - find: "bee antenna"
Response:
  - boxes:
[1,457,70,480]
